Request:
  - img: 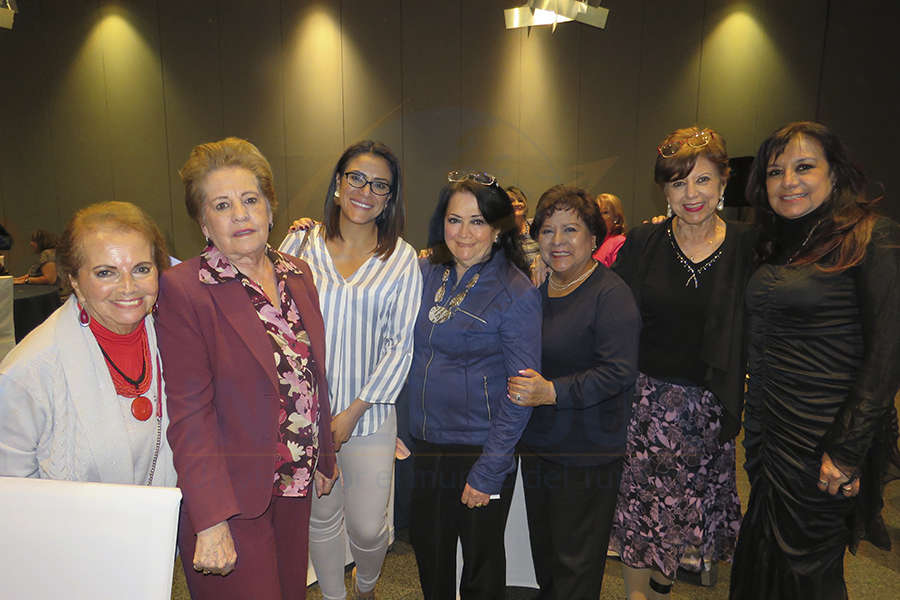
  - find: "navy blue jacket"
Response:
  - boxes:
[403,251,541,494]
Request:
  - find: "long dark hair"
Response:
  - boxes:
[323,140,404,260]
[426,179,529,274]
[747,121,878,271]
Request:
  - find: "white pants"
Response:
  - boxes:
[309,409,396,599]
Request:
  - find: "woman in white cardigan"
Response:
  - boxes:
[0,201,176,487]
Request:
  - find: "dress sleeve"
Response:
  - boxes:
[553,279,641,410]
[356,249,423,406]
[156,273,241,531]
[466,282,541,494]
[822,219,900,471]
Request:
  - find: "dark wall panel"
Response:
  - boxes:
[281,0,343,238]
[401,0,461,249]
[576,0,643,215]
[633,0,705,219]
[158,0,224,258]
[100,0,170,252]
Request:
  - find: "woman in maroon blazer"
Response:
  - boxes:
[157,137,337,600]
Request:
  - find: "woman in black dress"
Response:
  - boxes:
[509,185,641,599]
[730,121,900,600]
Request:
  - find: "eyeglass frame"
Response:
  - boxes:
[343,170,392,196]
[657,129,712,158]
[447,170,497,186]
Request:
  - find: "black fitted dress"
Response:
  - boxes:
[730,215,900,600]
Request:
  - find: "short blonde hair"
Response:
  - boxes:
[57,201,169,281]
[179,137,277,223]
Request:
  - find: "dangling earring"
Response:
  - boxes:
[666,204,673,218]
[205,237,213,247]
[717,195,725,211]
[268,222,273,232]
[78,302,90,327]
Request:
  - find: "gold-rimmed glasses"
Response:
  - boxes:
[657,129,712,158]
[447,170,496,186]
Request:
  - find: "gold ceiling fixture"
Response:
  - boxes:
[504,0,609,31]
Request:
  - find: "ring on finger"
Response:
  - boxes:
[818,479,828,486]
[516,393,521,402]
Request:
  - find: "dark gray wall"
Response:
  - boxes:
[1,0,897,274]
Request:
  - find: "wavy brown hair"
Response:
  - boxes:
[747,121,879,272]
[654,126,730,185]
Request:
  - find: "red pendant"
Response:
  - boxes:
[131,396,153,421]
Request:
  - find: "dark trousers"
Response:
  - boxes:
[178,494,311,600]
[410,440,516,600]
[521,455,623,600]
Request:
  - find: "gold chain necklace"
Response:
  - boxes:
[548,261,597,291]
[428,267,480,324]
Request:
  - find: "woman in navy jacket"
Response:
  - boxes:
[403,172,541,600]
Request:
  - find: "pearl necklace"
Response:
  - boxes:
[548,261,598,291]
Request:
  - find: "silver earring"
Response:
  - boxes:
[334,189,340,198]
[717,195,724,211]
[666,204,673,218]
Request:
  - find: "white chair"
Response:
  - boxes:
[0,276,14,360]
[0,477,182,600]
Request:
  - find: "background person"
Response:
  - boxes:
[510,185,640,598]
[730,121,900,600]
[157,137,336,600]
[402,172,540,600]
[279,140,421,600]
[608,127,754,600]
[0,201,176,487]
[593,193,627,267]
[13,229,58,286]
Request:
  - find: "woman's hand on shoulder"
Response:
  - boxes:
[530,257,549,287]
[193,521,237,576]
[508,369,556,406]
[288,217,318,233]
[460,483,490,508]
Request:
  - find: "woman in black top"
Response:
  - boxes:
[509,185,640,599]
[730,121,900,600]
[607,127,755,599]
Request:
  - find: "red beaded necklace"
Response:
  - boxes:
[88,317,154,421]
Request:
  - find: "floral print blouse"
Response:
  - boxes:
[199,244,319,497]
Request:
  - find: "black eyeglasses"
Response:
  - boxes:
[657,129,712,158]
[343,171,392,196]
[447,170,496,186]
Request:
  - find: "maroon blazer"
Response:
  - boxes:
[156,252,335,533]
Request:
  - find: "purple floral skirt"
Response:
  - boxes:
[608,373,741,580]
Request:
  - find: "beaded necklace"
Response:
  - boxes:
[667,224,724,288]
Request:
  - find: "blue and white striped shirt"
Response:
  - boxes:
[279,224,422,436]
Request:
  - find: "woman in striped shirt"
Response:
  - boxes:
[279,141,422,600]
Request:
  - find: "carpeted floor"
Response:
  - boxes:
[171,421,900,599]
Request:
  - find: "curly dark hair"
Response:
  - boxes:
[747,121,879,271]
[426,179,529,274]
[531,185,606,246]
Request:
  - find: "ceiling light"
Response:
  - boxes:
[504,0,609,31]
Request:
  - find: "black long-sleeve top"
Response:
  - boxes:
[520,265,641,466]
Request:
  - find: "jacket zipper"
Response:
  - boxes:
[420,324,437,439]
[457,308,487,324]
[483,376,491,421]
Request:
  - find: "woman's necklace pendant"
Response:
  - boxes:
[131,396,153,421]
[428,305,452,324]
